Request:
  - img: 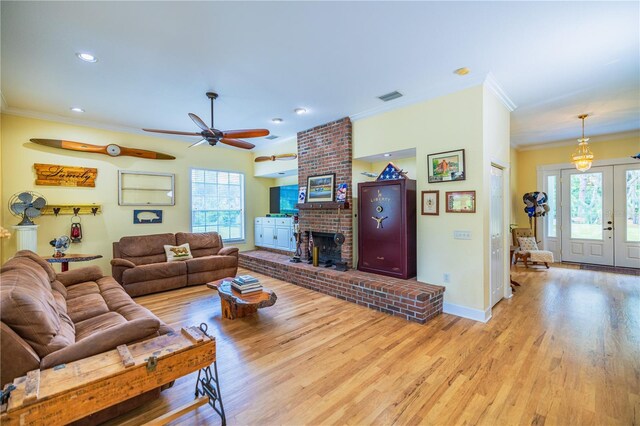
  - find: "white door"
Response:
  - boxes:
[275,226,291,250]
[614,163,640,268]
[490,166,504,307]
[561,166,614,265]
[254,218,263,247]
[262,224,275,248]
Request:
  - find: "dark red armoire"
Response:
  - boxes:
[357,179,416,279]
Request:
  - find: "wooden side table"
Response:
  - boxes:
[44,254,103,272]
[207,278,277,320]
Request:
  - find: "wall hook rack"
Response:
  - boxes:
[42,204,102,216]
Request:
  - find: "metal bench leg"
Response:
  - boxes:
[194,323,226,425]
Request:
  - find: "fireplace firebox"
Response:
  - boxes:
[311,231,342,267]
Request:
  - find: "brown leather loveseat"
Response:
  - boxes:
[0,250,173,422]
[111,232,238,297]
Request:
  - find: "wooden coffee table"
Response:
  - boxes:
[207,278,277,320]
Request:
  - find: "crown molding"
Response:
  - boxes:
[484,72,517,112]
[515,129,640,152]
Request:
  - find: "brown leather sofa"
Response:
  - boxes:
[0,250,173,423]
[112,232,239,297]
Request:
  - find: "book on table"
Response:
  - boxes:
[231,284,263,294]
[234,275,259,284]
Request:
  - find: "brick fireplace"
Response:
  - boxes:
[297,117,353,266]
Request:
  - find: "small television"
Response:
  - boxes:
[270,185,298,215]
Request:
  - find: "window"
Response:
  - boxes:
[191,169,245,241]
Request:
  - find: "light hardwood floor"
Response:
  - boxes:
[107,266,639,425]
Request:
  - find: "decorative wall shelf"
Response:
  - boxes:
[42,204,102,216]
[295,202,350,210]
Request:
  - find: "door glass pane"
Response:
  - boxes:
[546,175,557,237]
[627,170,640,242]
[570,172,603,240]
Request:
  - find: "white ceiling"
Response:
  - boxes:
[2,1,638,149]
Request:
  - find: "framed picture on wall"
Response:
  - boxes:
[421,191,439,215]
[306,173,335,203]
[446,190,476,213]
[427,149,466,183]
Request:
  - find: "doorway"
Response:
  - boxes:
[559,163,639,267]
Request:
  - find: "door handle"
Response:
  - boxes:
[603,227,612,230]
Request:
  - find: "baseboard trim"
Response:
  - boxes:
[443,302,492,323]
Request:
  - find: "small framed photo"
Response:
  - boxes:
[133,209,163,224]
[307,173,335,203]
[298,187,307,203]
[336,183,348,203]
[427,149,466,183]
[421,191,439,215]
[446,191,476,213]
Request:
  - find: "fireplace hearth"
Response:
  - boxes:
[311,231,342,267]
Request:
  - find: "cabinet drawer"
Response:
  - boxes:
[276,218,292,227]
[263,218,275,225]
[255,217,264,224]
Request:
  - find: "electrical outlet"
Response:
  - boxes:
[443,273,450,283]
[453,230,472,240]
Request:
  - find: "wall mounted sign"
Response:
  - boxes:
[34,163,97,187]
[133,209,163,224]
[446,190,476,213]
[427,149,466,183]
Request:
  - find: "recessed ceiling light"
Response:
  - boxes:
[454,67,470,76]
[383,153,391,157]
[272,118,283,123]
[294,108,307,115]
[76,52,98,63]
[70,107,85,113]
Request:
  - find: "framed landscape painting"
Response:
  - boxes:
[427,149,466,183]
[306,173,335,203]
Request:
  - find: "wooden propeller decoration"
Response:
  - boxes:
[254,153,298,162]
[142,92,269,150]
[30,139,175,160]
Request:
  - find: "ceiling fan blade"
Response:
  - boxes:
[189,139,208,148]
[254,156,272,162]
[275,153,297,160]
[188,113,211,133]
[222,129,270,139]
[142,129,202,137]
[220,138,255,150]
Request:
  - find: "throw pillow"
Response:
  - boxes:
[518,236,539,251]
[164,243,193,262]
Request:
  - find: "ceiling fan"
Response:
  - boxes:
[254,154,297,162]
[142,92,269,150]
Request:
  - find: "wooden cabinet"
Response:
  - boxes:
[357,179,416,279]
[254,217,295,251]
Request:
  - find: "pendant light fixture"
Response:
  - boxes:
[571,114,595,172]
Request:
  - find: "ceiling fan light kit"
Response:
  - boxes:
[571,114,594,172]
[143,92,270,150]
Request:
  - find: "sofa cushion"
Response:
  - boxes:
[0,269,70,357]
[75,312,127,341]
[176,232,222,257]
[185,255,238,274]
[122,261,187,285]
[118,233,176,265]
[66,281,110,323]
[13,250,57,282]
[164,243,194,262]
[1,257,52,291]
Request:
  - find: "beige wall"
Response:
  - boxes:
[353,84,511,315]
[1,114,273,272]
[513,132,639,227]
[253,137,298,177]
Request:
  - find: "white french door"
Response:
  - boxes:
[559,164,639,267]
[613,163,640,268]
[561,166,614,265]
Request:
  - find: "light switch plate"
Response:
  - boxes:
[454,230,471,240]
